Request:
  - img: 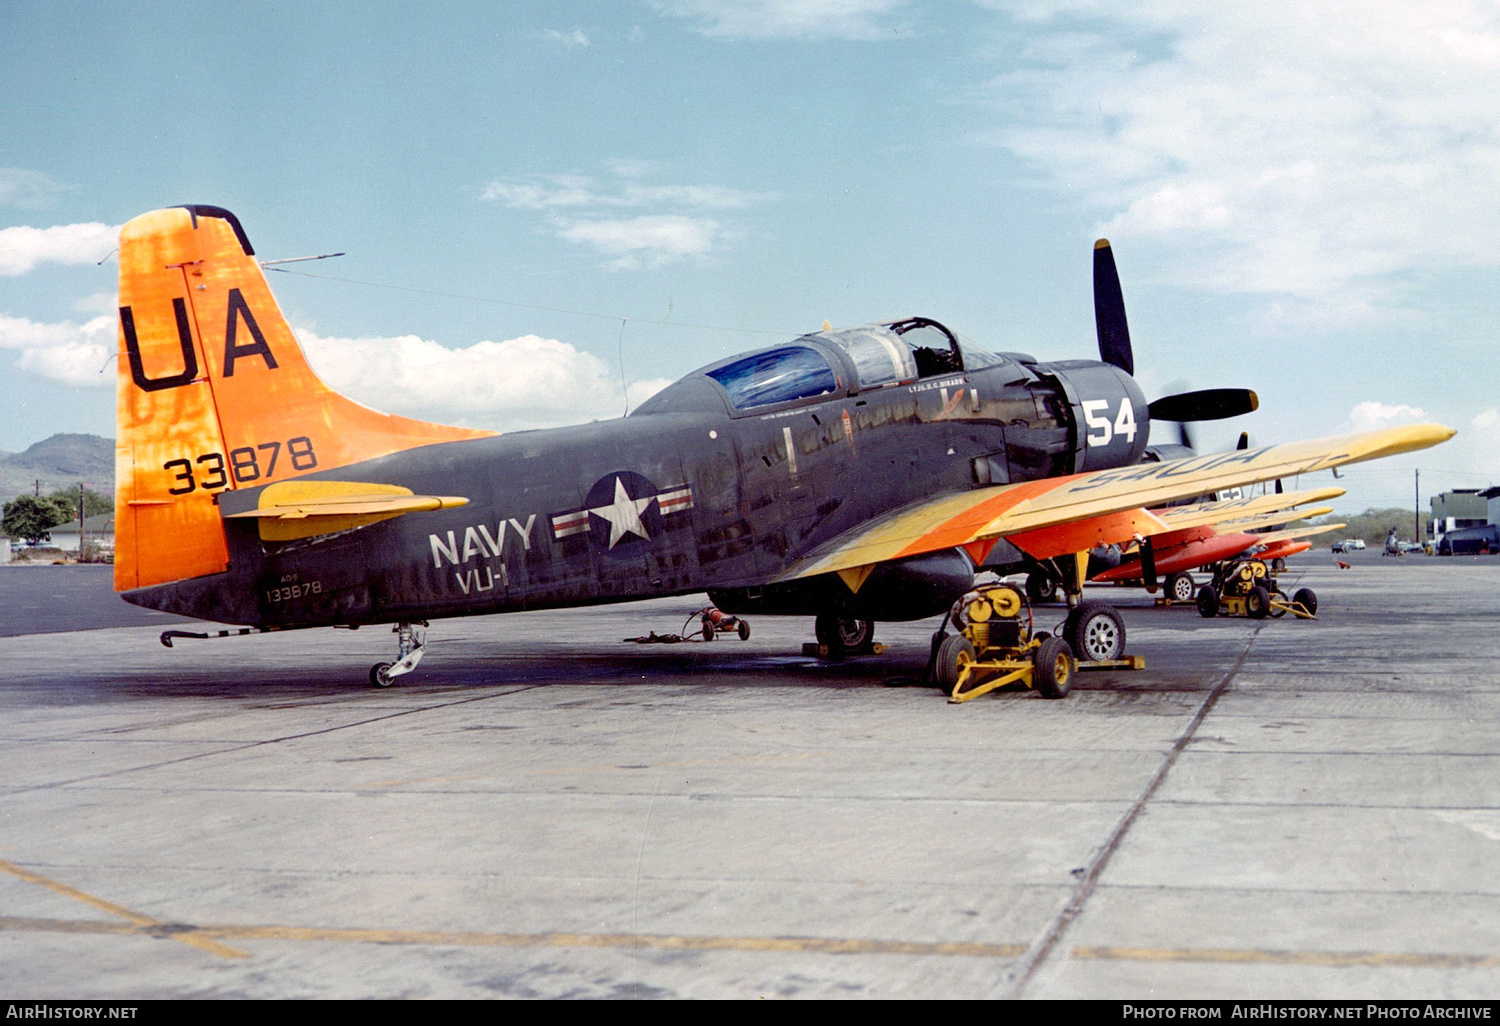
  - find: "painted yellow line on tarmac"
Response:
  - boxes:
[0,912,1021,958]
[0,859,246,960]
[1073,946,1500,970]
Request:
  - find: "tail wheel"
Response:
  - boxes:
[935,635,976,696]
[1166,572,1195,603]
[1065,601,1125,662]
[1033,636,1075,699]
[1246,585,1271,619]
[1197,585,1219,618]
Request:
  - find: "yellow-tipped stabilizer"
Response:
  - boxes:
[224,480,469,542]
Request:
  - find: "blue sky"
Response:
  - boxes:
[2,0,1495,513]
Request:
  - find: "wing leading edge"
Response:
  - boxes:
[774,423,1455,582]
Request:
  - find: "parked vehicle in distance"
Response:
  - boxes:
[1332,539,1366,553]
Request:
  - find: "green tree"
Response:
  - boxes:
[2,494,72,545]
[45,485,111,519]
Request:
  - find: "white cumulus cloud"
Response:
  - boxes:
[652,0,913,39]
[0,222,119,276]
[541,27,590,48]
[296,328,667,430]
[483,165,773,268]
[558,215,728,269]
[982,2,1500,322]
[0,312,116,387]
[1341,400,1430,433]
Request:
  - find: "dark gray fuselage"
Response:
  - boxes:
[124,328,1148,628]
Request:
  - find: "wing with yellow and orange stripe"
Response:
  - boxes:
[772,423,1453,582]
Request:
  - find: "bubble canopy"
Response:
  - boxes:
[640,318,1006,415]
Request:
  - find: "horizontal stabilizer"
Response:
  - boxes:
[225,480,468,541]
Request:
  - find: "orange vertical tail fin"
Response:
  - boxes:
[114,205,493,591]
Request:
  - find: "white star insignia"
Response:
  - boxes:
[589,477,655,548]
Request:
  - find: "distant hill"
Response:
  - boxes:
[0,434,114,504]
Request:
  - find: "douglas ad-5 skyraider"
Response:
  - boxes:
[113,206,1454,687]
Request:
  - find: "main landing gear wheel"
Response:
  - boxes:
[1196,585,1219,618]
[815,615,874,658]
[1026,571,1059,604]
[1064,601,1125,663]
[934,635,975,696]
[1033,636,1075,699]
[1166,571,1196,604]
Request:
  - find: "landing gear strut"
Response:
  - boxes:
[369,621,427,687]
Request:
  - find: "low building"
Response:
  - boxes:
[45,512,115,555]
[1439,523,1500,555]
[1430,489,1489,548]
[1482,486,1500,527]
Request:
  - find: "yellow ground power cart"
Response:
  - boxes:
[1196,558,1318,620]
[933,585,1066,703]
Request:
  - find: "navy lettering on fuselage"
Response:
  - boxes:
[121,300,200,392]
[222,288,279,377]
[429,515,537,569]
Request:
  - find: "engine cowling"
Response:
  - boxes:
[1037,360,1151,474]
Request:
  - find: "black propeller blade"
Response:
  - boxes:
[1148,388,1259,423]
[1093,239,1133,376]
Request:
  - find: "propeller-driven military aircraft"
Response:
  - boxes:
[1087,487,1344,602]
[113,206,1454,685]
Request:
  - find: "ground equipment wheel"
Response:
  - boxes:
[369,663,395,688]
[1293,588,1318,616]
[1033,636,1075,699]
[1246,585,1271,619]
[1271,589,1291,618]
[1197,585,1219,618]
[935,635,976,696]
[1065,601,1125,662]
[738,619,751,641]
[1166,572,1196,603]
[1025,571,1059,604]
